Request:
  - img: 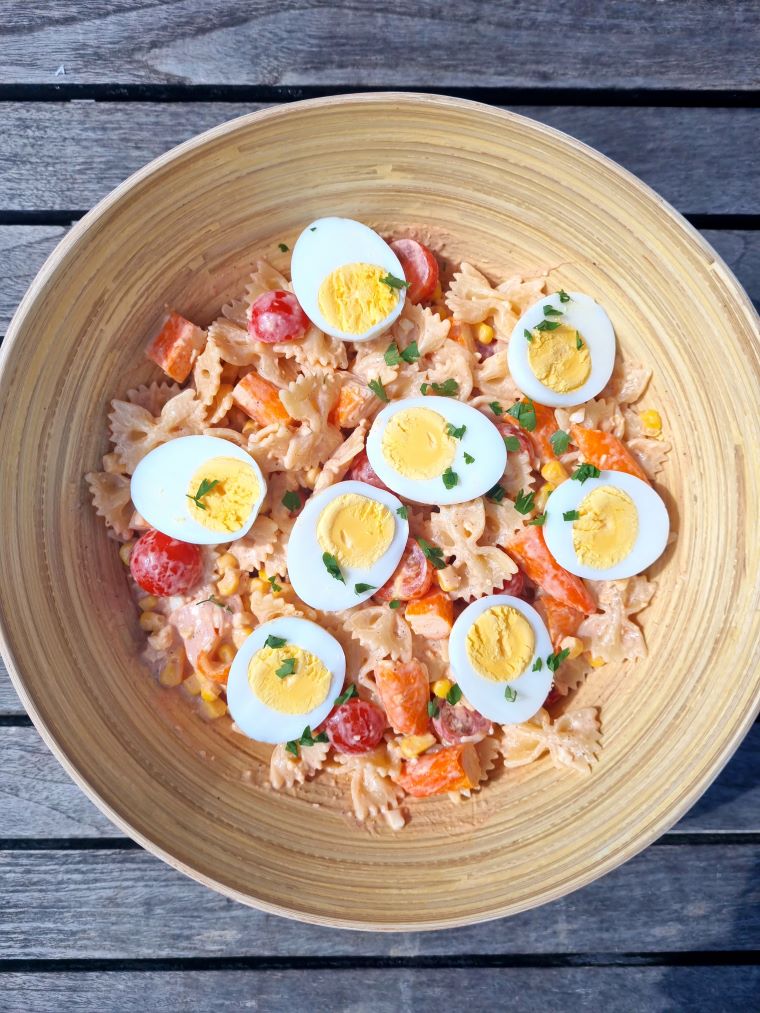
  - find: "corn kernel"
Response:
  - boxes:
[559,636,584,660]
[534,483,554,512]
[233,625,254,648]
[432,678,453,699]
[218,643,236,664]
[139,611,164,633]
[431,283,443,303]
[217,552,238,572]
[639,409,662,435]
[541,460,569,486]
[590,656,606,669]
[242,419,257,436]
[398,733,437,758]
[199,697,227,720]
[305,466,320,488]
[436,566,458,593]
[248,579,268,597]
[159,658,183,688]
[182,672,202,696]
[118,541,134,567]
[138,595,158,612]
[475,322,495,344]
[200,687,220,703]
[217,569,240,597]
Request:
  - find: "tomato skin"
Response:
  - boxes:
[129,529,204,597]
[499,567,530,600]
[248,290,309,344]
[325,697,387,755]
[496,418,536,465]
[374,537,434,603]
[432,702,491,745]
[389,239,439,304]
[346,450,390,492]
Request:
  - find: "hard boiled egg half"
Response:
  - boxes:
[543,469,669,580]
[130,435,266,544]
[290,217,406,342]
[449,595,553,725]
[508,291,616,408]
[227,617,346,744]
[287,480,409,611]
[366,396,507,505]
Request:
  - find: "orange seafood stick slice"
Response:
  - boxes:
[375,659,429,735]
[506,525,596,615]
[232,372,291,426]
[146,311,206,383]
[396,743,481,797]
[570,424,649,483]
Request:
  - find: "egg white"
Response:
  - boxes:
[286,480,410,611]
[130,435,267,545]
[226,617,346,744]
[449,595,554,725]
[365,396,507,505]
[508,291,616,408]
[290,217,406,342]
[543,469,669,580]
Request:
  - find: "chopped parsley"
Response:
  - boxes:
[576,332,583,350]
[529,512,546,526]
[535,319,561,332]
[558,289,571,303]
[389,599,401,609]
[186,477,219,511]
[489,401,504,415]
[396,505,408,520]
[322,552,345,583]
[267,574,282,593]
[547,648,571,672]
[264,634,287,649]
[298,725,328,747]
[514,489,535,515]
[572,463,601,484]
[195,594,232,613]
[380,272,410,290]
[563,509,580,521]
[503,434,520,453]
[276,657,296,678]
[446,423,466,440]
[278,242,289,253]
[354,582,376,593]
[427,699,440,718]
[417,537,446,570]
[532,657,543,672]
[464,451,475,464]
[442,467,459,490]
[281,490,301,512]
[446,683,463,705]
[506,399,536,432]
[401,340,420,363]
[384,341,402,366]
[285,740,299,757]
[524,327,534,343]
[421,378,459,397]
[549,429,570,455]
[309,226,317,232]
[334,683,358,707]
[486,483,506,503]
[504,686,517,702]
[543,305,563,317]
[368,378,389,402]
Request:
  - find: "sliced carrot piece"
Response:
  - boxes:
[530,401,560,464]
[396,743,480,797]
[404,590,454,640]
[506,525,596,615]
[570,424,649,482]
[232,371,290,426]
[537,595,584,649]
[146,311,206,383]
[375,659,429,735]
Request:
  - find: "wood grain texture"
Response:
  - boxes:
[0,95,758,929]
[0,658,21,712]
[2,846,759,957]
[1,103,758,215]
[1,0,757,90]
[4,724,760,838]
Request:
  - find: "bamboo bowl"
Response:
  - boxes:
[1,95,759,930]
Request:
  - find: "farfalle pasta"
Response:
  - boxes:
[88,220,672,830]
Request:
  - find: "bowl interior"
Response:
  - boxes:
[1,95,758,929]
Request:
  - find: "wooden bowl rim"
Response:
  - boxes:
[1,92,759,930]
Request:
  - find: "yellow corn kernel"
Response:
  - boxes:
[398,733,437,759]
[436,566,458,593]
[304,466,320,488]
[182,672,203,696]
[242,419,257,436]
[431,283,443,303]
[218,643,236,664]
[199,697,227,720]
[217,552,238,572]
[233,625,254,648]
[639,409,662,435]
[248,580,268,598]
[159,657,183,688]
[217,569,240,597]
[541,460,569,486]
[534,482,555,513]
[475,322,495,344]
[559,636,584,661]
[590,656,606,669]
[138,611,164,633]
[200,687,221,703]
[138,595,158,612]
[118,541,134,567]
[432,678,453,699]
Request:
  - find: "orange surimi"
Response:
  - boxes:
[405,590,454,639]
[232,372,291,426]
[374,659,430,735]
[570,425,649,483]
[396,743,481,797]
[146,312,206,383]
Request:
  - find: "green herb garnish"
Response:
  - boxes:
[547,648,571,672]
[397,505,408,520]
[524,328,534,343]
[368,378,389,402]
[268,575,282,593]
[532,657,543,671]
[285,740,299,757]
[427,699,439,718]
[276,657,296,678]
[446,684,463,705]
[380,273,410,290]
[504,686,517,702]
[504,435,520,452]
[535,320,561,332]
[195,594,232,613]
[514,489,535,515]
[265,634,287,649]
[281,490,301,512]
[576,332,583,350]
[389,599,401,609]
[563,509,580,521]
[558,289,571,303]
[464,451,475,464]
[549,430,570,455]
[442,467,459,490]
[401,340,420,363]
[529,513,546,526]
[507,400,536,432]
[309,226,317,232]
[486,483,506,503]
[354,582,376,593]
[572,463,601,484]
[299,725,328,747]
[543,305,563,317]
[384,341,402,366]
[278,242,289,253]
[417,537,446,570]
[186,477,219,511]
[489,401,504,415]
[334,684,358,707]
[322,552,345,583]
[446,423,466,440]
[423,378,459,397]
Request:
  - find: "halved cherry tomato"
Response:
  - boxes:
[248,290,309,344]
[537,595,584,648]
[375,659,429,735]
[543,685,562,709]
[129,529,203,597]
[396,743,480,797]
[570,424,649,483]
[374,537,434,603]
[389,238,439,304]
[506,525,596,615]
[325,697,387,755]
[432,702,491,745]
[496,418,536,465]
[346,450,390,491]
[499,567,528,599]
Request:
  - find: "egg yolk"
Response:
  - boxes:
[316,492,394,569]
[466,605,535,682]
[381,407,456,480]
[318,262,398,335]
[572,485,638,568]
[186,457,259,532]
[527,323,591,393]
[248,643,331,715]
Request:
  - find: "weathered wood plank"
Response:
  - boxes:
[0,226,66,332]
[1,845,758,958]
[1,0,757,91]
[0,657,22,713]
[0,103,757,215]
[3,966,760,1013]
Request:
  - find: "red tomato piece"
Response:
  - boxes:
[248,290,309,344]
[325,697,387,755]
[543,685,562,710]
[432,702,491,745]
[389,239,440,304]
[499,567,528,599]
[374,537,434,603]
[346,450,390,492]
[496,418,536,466]
[129,529,204,597]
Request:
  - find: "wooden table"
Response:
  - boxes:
[1,3,759,1009]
